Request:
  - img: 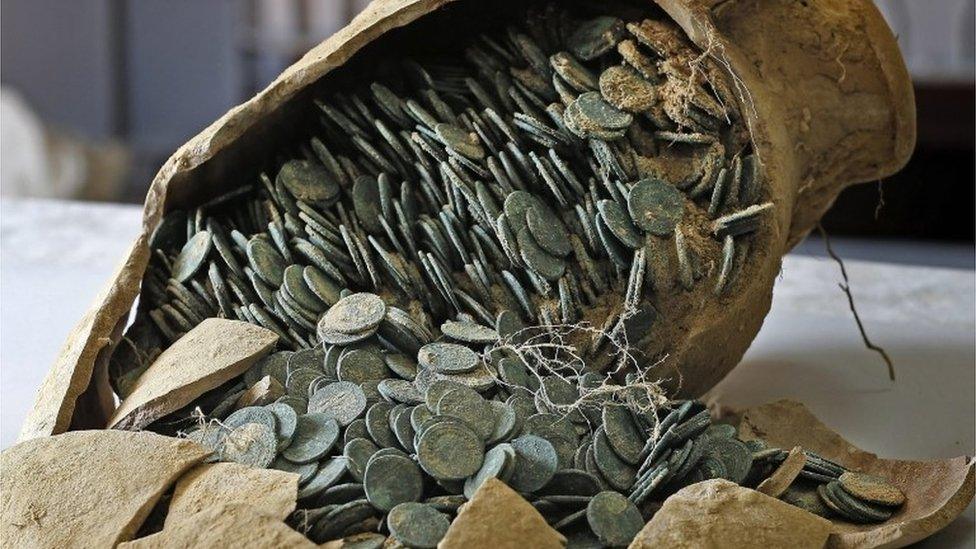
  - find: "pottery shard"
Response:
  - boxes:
[166,462,299,527]
[737,399,975,549]
[629,479,832,549]
[439,477,566,549]
[0,430,208,548]
[236,375,286,408]
[757,446,806,498]
[109,318,278,430]
[120,503,315,548]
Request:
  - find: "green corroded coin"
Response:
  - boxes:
[282,264,326,312]
[277,159,340,206]
[282,413,340,463]
[525,204,572,258]
[485,400,518,445]
[418,342,480,374]
[819,481,894,523]
[602,405,643,465]
[384,354,418,381]
[537,376,584,423]
[246,236,286,287]
[597,199,643,250]
[308,381,367,425]
[303,266,342,307]
[435,386,495,441]
[567,16,626,60]
[497,357,539,392]
[781,481,833,518]
[434,123,484,160]
[387,502,450,549]
[266,402,298,450]
[285,366,321,400]
[550,51,598,91]
[365,401,398,448]
[599,65,656,113]
[363,454,424,512]
[464,443,515,498]
[628,178,685,236]
[508,435,559,493]
[838,472,905,507]
[517,227,566,281]
[318,293,386,336]
[337,349,390,384]
[522,413,578,470]
[254,351,292,386]
[220,422,277,468]
[440,319,498,344]
[298,457,348,500]
[704,436,753,484]
[352,176,383,234]
[224,406,277,433]
[540,469,603,497]
[566,92,632,136]
[593,427,635,491]
[586,490,643,546]
[344,437,380,482]
[172,231,212,283]
[378,378,424,405]
[416,420,484,481]
[271,455,318,485]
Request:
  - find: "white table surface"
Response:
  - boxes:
[1,198,973,546]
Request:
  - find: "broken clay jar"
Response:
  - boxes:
[20,0,913,441]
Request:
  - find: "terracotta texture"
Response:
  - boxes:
[0,430,208,547]
[439,477,566,549]
[630,478,834,548]
[108,318,278,430]
[737,400,975,548]
[165,462,299,527]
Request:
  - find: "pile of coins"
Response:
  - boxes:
[112,2,905,546]
[112,1,772,394]
[178,290,904,547]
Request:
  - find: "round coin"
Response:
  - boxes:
[266,402,298,450]
[318,293,387,335]
[282,413,340,464]
[586,490,643,546]
[440,320,499,344]
[277,159,340,206]
[508,435,559,493]
[627,178,685,236]
[307,381,368,426]
[363,454,424,512]
[838,472,906,507]
[463,443,516,498]
[220,422,277,468]
[387,502,451,549]
[172,231,212,283]
[416,420,485,481]
[418,342,481,374]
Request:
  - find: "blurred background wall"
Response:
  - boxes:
[1,0,973,244]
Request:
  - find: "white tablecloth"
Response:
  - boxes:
[1,198,972,545]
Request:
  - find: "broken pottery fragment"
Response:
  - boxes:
[629,478,833,548]
[165,462,298,527]
[120,504,314,548]
[757,446,807,498]
[737,399,975,548]
[109,318,278,430]
[439,477,566,549]
[235,375,286,408]
[0,430,208,547]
